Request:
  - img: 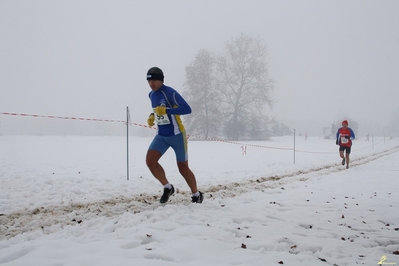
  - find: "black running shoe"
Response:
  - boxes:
[191,191,204,203]
[341,158,345,165]
[160,185,175,203]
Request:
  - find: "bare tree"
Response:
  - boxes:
[183,49,222,139]
[217,34,274,140]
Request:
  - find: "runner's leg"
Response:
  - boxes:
[169,132,199,194]
[177,161,198,194]
[146,135,170,185]
[146,149,169,185]
[346,147,351,168]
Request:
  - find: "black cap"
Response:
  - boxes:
[146,67,164,81]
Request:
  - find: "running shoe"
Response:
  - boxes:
[160,185,175,203]
[191,191,204,203]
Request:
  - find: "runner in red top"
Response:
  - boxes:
[336,120,356,169]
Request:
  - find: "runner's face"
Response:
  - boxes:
[342,123,348,128]
[148,80,163,91]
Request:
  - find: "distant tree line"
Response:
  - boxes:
[183,34,288,141]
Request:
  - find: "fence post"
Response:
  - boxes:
[126,106,130,180]
[293,129,296,164]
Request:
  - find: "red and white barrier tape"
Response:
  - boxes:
[0,111,342,153]
[1,112,125,123]
[1,111,159,130]
[189,135,294,151]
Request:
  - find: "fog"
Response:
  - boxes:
[1,0,398,137]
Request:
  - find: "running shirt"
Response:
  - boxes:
[149,84,191,136]
[336,127,355,147]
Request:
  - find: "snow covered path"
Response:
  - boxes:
[1,136,399,265]
[1,141,398,240]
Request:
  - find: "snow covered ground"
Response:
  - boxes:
[1,134,399,266]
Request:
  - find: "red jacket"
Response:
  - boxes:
[336,127,355,147]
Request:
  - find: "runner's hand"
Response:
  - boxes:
[154,106,166,115]
[147,113,155,127]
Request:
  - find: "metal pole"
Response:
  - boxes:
[293,129,296,164]
[126,106,130,181]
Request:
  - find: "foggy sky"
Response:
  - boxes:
[1,0,398,136]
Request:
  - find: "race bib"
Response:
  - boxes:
[155,114,170,125]
[341,137,349,144]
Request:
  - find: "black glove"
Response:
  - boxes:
[344,136,350,139]
[336,139,339,145]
